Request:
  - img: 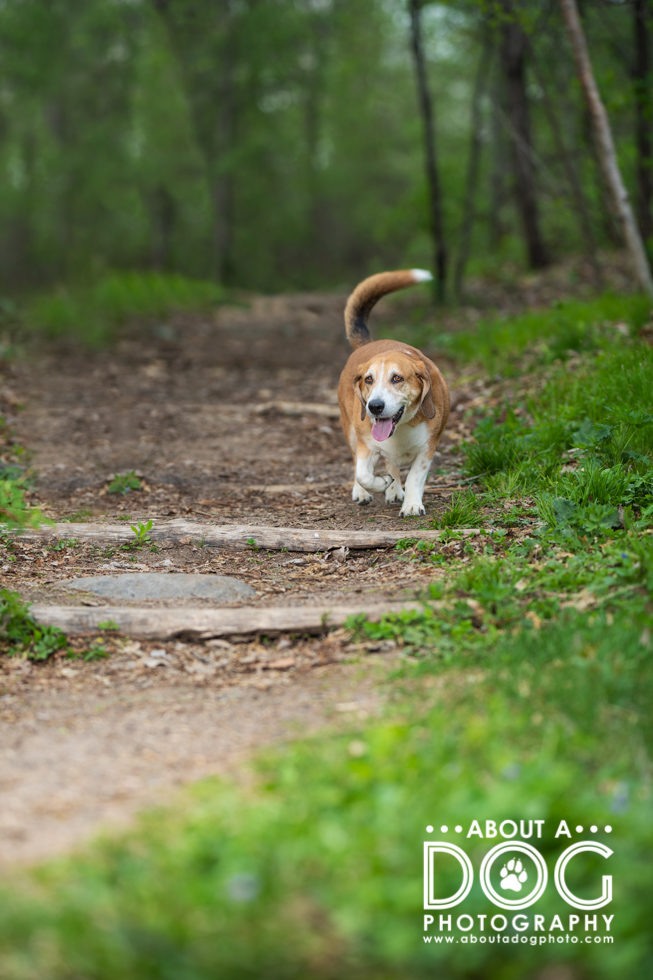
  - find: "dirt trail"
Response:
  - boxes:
[0,291,482,867]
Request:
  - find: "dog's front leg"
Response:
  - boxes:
[355,447,393,495]
[400,450,433,517]
[385,462,404,504]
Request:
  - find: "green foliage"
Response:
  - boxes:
[0,588,67,661]
[0,0,647,300]
[440,295,652,374]
[27,273,227,344]
[430,488,483,528]
[73,641,109,662]
[130,519,153,546]
[108,470,142,496]
[0,418,45,530]
[458,309,653,536]
[0,478,44,531]
[96,620,120,632]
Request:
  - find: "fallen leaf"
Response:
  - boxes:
[264,656,295,670]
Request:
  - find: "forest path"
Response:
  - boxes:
[1,290,479,866]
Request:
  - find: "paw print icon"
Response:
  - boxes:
[500,858,528,892]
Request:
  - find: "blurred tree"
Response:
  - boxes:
[408,0,447,302]
[499,0,549,269]
[560,0,653,296]
[0,0,647,304]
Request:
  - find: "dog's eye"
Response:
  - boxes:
[391,375,404,384]
[364,375,373,384]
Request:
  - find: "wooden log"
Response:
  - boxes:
[15,520,482,553]
[30,600,424,640]
[254,400,340,418]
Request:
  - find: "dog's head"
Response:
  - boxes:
[353,351,435,441]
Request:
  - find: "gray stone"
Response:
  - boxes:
[66,573,255,602]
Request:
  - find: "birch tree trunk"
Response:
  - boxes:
[408,0,447,304]
[559,0,653,296]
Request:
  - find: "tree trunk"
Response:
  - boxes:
[500,10,549,269]
[528,44,602,288]
[488,70,509,252]
[149,186,176,270]
[212,8,236,285]
[408,0,447,304]
[559,0,653,296]
[634,0,652,248]
[454,38,492,299]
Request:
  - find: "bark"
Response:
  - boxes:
[454,39,493,300]
[408,0,447,303]
[500,10,549,269]
[634,0,652,247]
[212,15,236,285]
[559,0,653,296]
[15,519,481,553]
[30,601,424,640]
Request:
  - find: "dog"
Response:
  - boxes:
[337,270,449,517]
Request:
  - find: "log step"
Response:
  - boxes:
[30,601,424,640]
[16,520,482,553]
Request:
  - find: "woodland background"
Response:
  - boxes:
[0,0,650,307]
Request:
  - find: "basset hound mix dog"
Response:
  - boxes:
[337,270,450,517]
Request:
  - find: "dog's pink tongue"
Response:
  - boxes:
[372,418,393,442]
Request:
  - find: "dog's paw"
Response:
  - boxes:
[400,500,426,517]
[385,481,404,504]
[357,473,393,494]
[352,482,373,505]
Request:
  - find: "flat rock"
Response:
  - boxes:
[65,573,255,602]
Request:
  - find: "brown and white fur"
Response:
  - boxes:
[337,270,449,517]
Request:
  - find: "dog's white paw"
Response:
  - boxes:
[385,481,404,504]
[352,482,373,505]
[357,473,393,494]
[400,500,426,517]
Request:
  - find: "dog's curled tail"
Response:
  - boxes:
[344,269,432,350]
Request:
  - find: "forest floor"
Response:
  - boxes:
[0,254,634,866]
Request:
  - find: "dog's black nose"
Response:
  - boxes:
[368,399,385,416]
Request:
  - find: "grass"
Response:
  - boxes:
[430,488,483,528]
[437,293,652,375]
[25,271,228,345]
[0,291,652,977]
[0,588,68,660]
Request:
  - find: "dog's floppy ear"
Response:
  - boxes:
[416,369,435,419]
[353,374,366,422]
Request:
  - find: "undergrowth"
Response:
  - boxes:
[0,588,67,660]
[0,416,44,530]
[25,271,228,345]
[438,293,652,374]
